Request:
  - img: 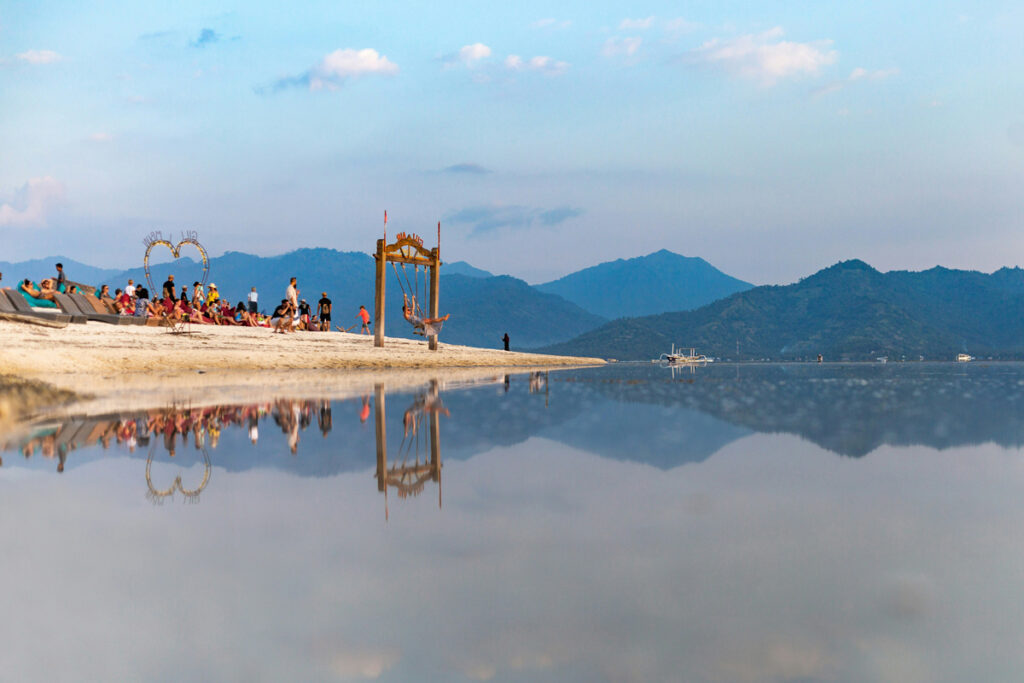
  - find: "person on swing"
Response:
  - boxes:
[402,293,449,335]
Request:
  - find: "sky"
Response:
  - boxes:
[2,1,1023,285]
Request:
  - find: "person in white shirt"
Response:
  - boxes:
[247,287,259,314]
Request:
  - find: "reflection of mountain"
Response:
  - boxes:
[563,363,1024,457]
[541,402,750,467]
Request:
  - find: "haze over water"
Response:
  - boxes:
[3,363,1024,681]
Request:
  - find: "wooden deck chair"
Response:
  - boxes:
[67,292,132,325]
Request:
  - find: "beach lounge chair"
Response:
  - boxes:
[0,288,74,325]
[65,292,136,325]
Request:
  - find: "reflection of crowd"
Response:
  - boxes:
[2,399,337,471]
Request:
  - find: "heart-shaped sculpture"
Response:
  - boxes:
[143,237,210,296]
[146,447,212,504]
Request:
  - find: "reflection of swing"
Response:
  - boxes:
[373,216,446,350]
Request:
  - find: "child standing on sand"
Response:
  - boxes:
[358,305,371,334]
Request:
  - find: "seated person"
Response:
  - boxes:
[402,294,449,336]
[20,278,57,301]
[271,299,294,334]
[234,302,255,326]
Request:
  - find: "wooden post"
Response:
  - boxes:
[428,247,440,351]
[430,401,441,509]
[428,379,442,508]
[374,239,386,348]
[374,383,386,492]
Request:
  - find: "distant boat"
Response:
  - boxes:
[957,353,974,362]
[660,345,712,364]
[877,356,888,363]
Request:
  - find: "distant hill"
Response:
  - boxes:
[444,261,494,278]
[9,249,604,350]
[0,256,121,290]
[539,259,1024,360]
[535,249,752,319]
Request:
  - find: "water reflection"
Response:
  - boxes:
[5,364,1024,482]
[3,365,1024,680]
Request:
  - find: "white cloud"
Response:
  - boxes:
[15,49,62,64]
[602,37,642,58]
[456,43,491,66]
[689,27,837,86]
[619,17,654,30]
[812,66,899,96]
[89,133,113,143]
[504,54,568,76]
[268,48,398,92]
[0,177,66,228]
[314,48,397,84]
[849,66,899,81]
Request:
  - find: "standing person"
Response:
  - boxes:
[125,279,136,298]
[357,305,371,334]
[298,299,311,330]
[55,263,66,292]
[162,274,176,301]
[286,277,298,309]
[205,283,220,307]
[247,287,259,315]
[192,281,204,306]
[317,292,332,331]
[502,332,510,351]
[180,285,189,303]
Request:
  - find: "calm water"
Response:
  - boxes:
[3,363,1024,682]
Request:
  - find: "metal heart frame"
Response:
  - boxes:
[143,238,210,296]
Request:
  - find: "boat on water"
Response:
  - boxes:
[957,353,974,362]
[659,344,712,364]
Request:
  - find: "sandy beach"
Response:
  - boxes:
[0,320,603,420]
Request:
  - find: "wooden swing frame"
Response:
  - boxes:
[373,224,442,350]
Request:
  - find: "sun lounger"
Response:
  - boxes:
[48,292,93,324]
[64,292,134,325]
[0,288,73,325]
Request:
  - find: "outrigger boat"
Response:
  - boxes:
[659,344,712,364]
[956,353,974,362]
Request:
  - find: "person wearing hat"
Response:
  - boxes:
[298,298,311,330]
[205,283,220,307]
[317,292,332,331]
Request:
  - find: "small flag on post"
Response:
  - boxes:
[384,210,388,225]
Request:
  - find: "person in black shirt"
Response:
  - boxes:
[55,263,66,292]
[272,299,293,334]
[162,275,176,301]
[317,292,332,331]
[298,299,311,330]
[502,332,510,351]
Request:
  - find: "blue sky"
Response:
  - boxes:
[2,1,1022,284]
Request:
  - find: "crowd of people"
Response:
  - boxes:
[12,263,379,333]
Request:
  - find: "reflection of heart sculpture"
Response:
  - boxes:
[143,238,210,296]
[146,448,212,504]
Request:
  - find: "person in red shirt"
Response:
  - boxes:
[357,305,371,334]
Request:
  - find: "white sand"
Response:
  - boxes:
[0,320,603,415]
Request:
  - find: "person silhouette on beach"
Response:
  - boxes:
[502,332,510,351]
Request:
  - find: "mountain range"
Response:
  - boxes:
[0,249,745,350]
[541,259,1024,360]
[535,249,752,318]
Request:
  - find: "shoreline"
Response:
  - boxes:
[0,321,603,421]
